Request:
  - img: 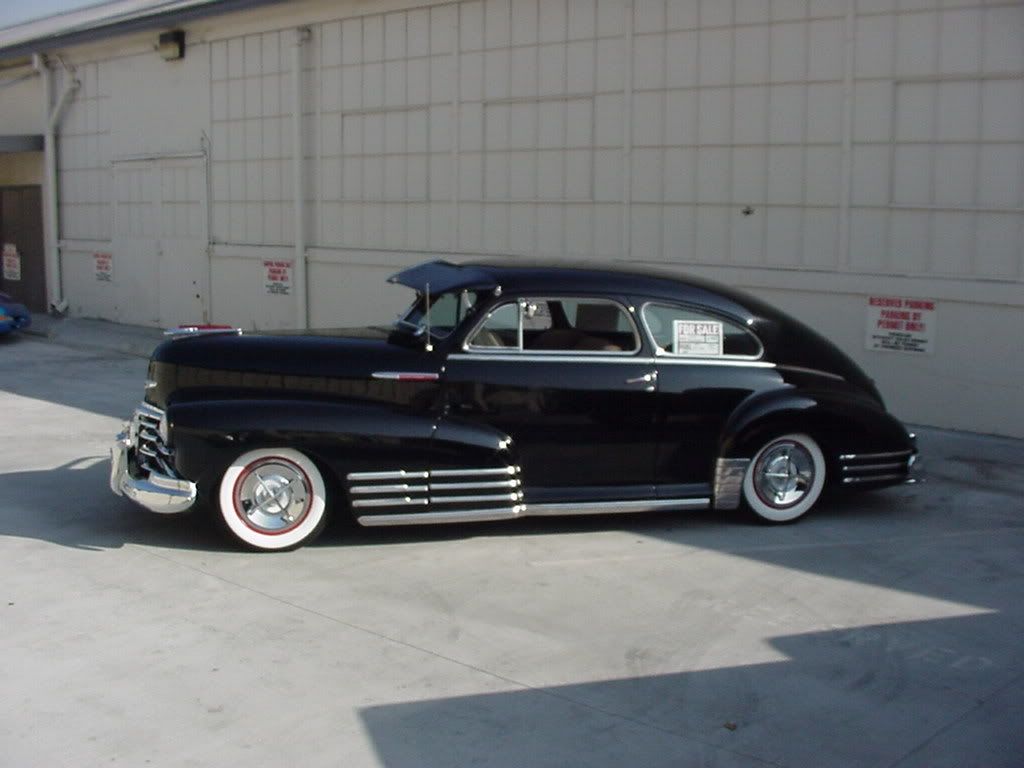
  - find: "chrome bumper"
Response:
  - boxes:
[110,429,196,514]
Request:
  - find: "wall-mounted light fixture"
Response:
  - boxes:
[158,30,185,61]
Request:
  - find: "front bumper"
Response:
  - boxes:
[110,424,196,515]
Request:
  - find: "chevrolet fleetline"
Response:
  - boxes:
[111,261,917,550]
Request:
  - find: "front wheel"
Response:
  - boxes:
[742,433,826,523]
[217,448,329,551]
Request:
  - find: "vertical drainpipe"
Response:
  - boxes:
[291,28,311,329]
[35,54,79,312]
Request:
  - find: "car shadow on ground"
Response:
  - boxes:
[0,458,230,552]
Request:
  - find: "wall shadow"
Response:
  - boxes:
[357,613,1024,768]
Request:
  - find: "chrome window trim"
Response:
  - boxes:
[462,295,643,356]
[639,301,765,362]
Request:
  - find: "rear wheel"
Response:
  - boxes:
[217,448,329,551]
[742,433,825,523]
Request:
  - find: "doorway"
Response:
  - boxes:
[0,186,45,312]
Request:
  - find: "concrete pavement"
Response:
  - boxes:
[1,328,1022,767]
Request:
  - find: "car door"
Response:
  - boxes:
[641,302,779,487]
[441,296,660,499]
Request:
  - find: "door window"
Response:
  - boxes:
[642,303,762,359]
[466,298,639,353]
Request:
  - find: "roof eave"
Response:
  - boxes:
[0,0,289,60]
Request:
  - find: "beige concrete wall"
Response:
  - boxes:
[0,70,41,135]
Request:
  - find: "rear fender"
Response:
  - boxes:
[720,389,911,467]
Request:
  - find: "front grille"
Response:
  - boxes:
[348,466,524,515]
[131,403,176,477]
[839,450,913,485]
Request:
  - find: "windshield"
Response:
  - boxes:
[395,289,481,339]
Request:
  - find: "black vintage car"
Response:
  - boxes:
[111,260,918,551]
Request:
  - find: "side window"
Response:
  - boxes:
[468,298,639,352]
[642,303,762,358]
[467,303,519,348]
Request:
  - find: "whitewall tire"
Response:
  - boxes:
[742,433,826,523]
[217,448,329,551]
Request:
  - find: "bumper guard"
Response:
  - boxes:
[110,430,196,514]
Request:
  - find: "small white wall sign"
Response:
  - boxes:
[264,260,292,295]
[2,243,20,281]
[866,296,936,355]
[94,252,113,282]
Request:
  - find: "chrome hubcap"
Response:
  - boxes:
[753,441,815,508]
[234,458,311,534]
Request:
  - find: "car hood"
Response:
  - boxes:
[147,326,439,408]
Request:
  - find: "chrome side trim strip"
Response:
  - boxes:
[371,371,440,381]
[430,492,522,505]
[448,353,776,368]
[838,450,913,461]
[713,458,749,510]
[429,479,520,490]
[351,497,430,508]
[358,508,522,526]
[349,484,429,494]
[526,498,710,516]
[429,467,519,477]
[841,462,905,473]
[347,470,430,481]
[842,473,905,485]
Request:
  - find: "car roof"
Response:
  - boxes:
[390,258,782,323]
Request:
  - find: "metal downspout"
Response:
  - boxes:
[291,28,310,329]
[36,54,79,312]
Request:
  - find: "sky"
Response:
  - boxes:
[0,0,106,29]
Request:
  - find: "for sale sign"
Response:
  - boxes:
[866,296,936,355]
[2,243,20,281]
[264,260,292,295]
[673,319,723,357]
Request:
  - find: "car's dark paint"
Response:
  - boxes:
[139,260,914,527]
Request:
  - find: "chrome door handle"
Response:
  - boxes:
[625,371,657,385]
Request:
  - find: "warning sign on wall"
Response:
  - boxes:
[2,243,20,281]
[264,260,292,295]
[866,296,936,355]
[94,252,113,282]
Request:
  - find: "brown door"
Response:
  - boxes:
[0,186,46,312]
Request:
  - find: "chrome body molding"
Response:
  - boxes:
[838,449,916,486]
[713,458,750,510]
[358,507,525,526]
[525,498,710,516]
[348,466,523,511]
[355,495,710,526]
[371,371,440,381]
[448,352,777,368]
[838,449,914,461]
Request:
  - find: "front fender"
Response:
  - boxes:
[167,399,438,491]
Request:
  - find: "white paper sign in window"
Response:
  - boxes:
[673,320,723,357]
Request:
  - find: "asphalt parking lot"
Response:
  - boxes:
[1,330,1022,768]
